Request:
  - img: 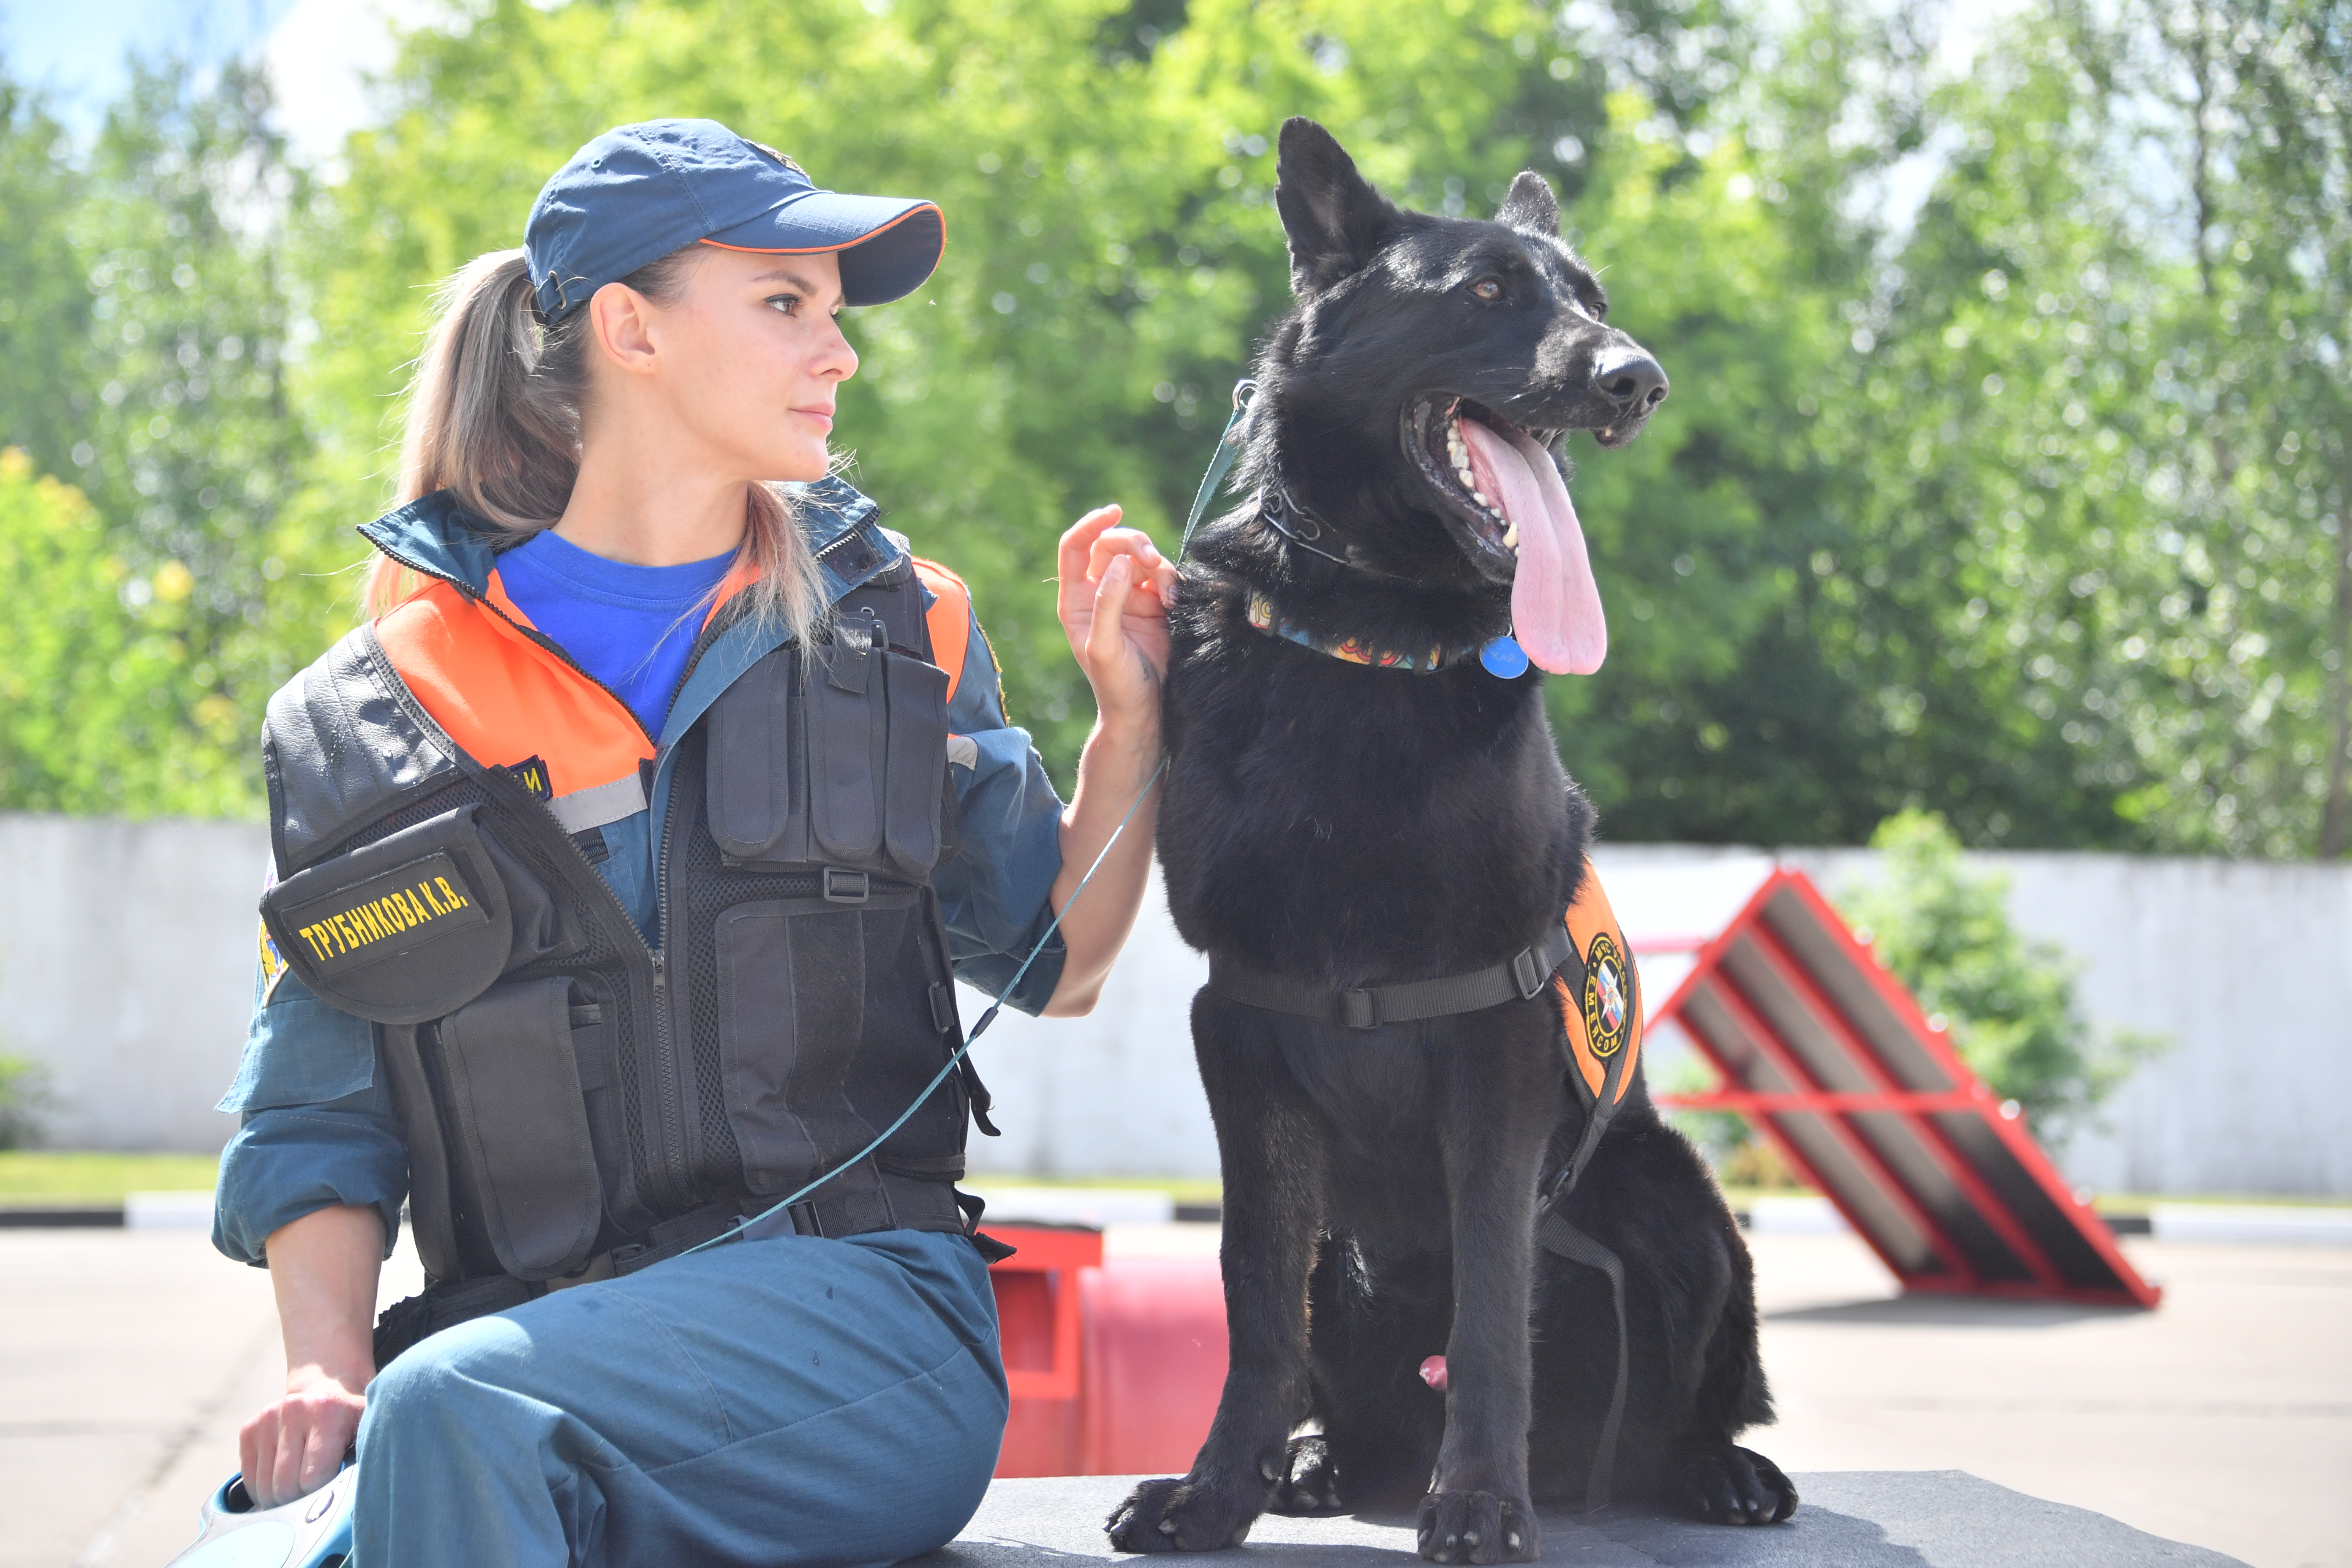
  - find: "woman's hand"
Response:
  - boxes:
[242,1203,383,1508]
[240,1365,368,1509]
[1056,506,1177,738]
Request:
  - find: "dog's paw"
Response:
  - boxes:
[1674,1442,1799,1525]
[1414,1489,1539,1564]
[1106,1475,1261,1553]
[1269,1435,1344,1515]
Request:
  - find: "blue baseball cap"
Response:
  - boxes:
[523,119,944,318]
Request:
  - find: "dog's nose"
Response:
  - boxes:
[1595,346,1669,411]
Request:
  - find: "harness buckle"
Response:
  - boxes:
[1338,988,1381,1029]
[1511,947,1544,1000]
[823,868,871,904]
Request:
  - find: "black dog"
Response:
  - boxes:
[1106,120,1797,1564]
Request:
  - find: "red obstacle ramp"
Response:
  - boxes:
[1648,868,2159,1308]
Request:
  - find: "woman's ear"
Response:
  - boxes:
[586,280,662,376]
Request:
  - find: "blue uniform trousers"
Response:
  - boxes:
[354,1228,1006,1568]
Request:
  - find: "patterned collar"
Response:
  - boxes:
[1244,592,1466,673]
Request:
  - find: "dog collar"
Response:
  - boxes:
[1242,593,1463,672]
[1241,593,1534,677]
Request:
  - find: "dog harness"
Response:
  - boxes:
[1207,868,1644,1512]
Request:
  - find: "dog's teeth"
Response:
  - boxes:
[1504,523,1518,550]
[1470,489,1489,507]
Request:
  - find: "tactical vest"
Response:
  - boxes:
[258,548,977,1292]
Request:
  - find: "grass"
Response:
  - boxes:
[0,1150,218,1206]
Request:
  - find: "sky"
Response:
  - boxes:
[0,0,425,163]
[4,0,2025,212]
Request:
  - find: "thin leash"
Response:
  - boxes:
[1178,378,1258,557]
[691,385,1258,1260]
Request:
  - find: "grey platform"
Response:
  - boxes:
[921,1474,2248,1568]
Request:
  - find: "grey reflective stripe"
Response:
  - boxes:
[946,734,979,770]
[547,773,648,833]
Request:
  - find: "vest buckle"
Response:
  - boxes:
[823,868,871,904]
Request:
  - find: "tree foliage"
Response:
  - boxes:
[0,60,316,814]
[0,0,2344,858]
[1837,809,2166,1135]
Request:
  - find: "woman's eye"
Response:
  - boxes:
[766,294,800,315]
[1472,278,1505,302]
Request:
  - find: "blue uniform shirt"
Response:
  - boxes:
[495,528,736,738]
[214,481,1068,1265]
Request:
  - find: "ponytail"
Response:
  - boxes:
[374,247,826,643]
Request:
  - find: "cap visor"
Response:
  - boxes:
[702,192,944,305]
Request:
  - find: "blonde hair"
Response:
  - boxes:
[373,246,827,641]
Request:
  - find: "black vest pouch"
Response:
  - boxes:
[809,624,888,866]
[706,645,808,866]
[882,650,951,880]
[706,629,950,884]
[433,975,605,1281]
[261,805,512,1025]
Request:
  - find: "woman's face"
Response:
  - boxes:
[597,244,859,485]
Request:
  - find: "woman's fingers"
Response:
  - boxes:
[239,1406,275,1506]
[240,1380,363,1509]
[270,1402,307,1509]
[1085,528,1167,600]
[1088,554,1136,673]
[1059,506,1123,598]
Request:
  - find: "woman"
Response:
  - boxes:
[210,119,1175,1566]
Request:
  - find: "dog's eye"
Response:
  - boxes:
[1472,278,1505,302]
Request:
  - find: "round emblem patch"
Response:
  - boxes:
[1582,933,1631,1059]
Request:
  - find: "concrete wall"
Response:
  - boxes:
[0,814,266,1152]
[3,812,2345,1194]
[961,848,2352,1197]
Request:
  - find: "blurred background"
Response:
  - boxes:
[0,0,2345,1199]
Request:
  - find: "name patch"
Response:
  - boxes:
[280,851,492,976]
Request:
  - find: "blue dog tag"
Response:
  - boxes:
[1480,635,1530,678]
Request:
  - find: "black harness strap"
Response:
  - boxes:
[1535,1208,1629,1513]
[1535,992,1637,1512]
[1207,923,1575,1029]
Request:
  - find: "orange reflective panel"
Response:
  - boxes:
[373,575,654,800]
[912,557,972,704]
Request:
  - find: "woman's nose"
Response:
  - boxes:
[819,319,859,381]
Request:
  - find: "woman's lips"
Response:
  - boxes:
[792,406,835,432]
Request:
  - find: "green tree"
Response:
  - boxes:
[0,75,95,483]
[284,0,1820,776]
[0,58,322,814]
[0,449,222,807]
[1838,809,2165,1135]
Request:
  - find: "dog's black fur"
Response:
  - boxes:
[1105,121,1797,1564]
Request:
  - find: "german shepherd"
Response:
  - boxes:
[1106,120,1797,1563]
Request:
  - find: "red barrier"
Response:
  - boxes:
[987,1233,1227,1478]
[1078,1257,1227,1475]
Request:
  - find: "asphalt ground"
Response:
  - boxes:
[2,1226,2340,1568]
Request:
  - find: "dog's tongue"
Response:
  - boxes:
[1459,419,1606,675]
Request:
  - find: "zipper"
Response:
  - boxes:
[371,520,884,1212]
[371,534,695,1210]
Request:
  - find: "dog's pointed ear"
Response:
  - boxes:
[1497,170,1560,237]
[1274,117,1398,295]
